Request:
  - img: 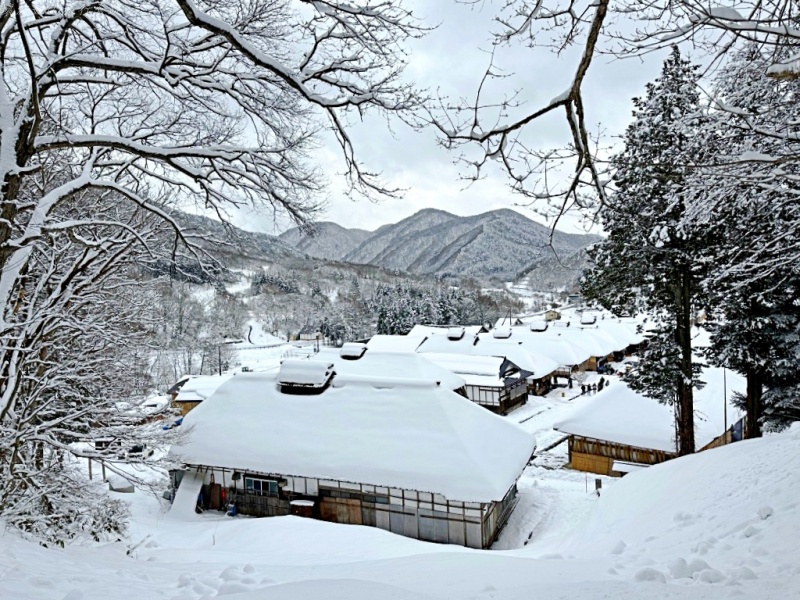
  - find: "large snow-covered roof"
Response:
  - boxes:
[477,331,591,368]
[174,375,233,403]
[415,352,503,377]
[366,334,426,353]
[407,324,485,339]
[593,318,646,347]
[415,333,557,379]
[171,372,535,503]
[416,331,480,353]
[416,352,508,388]
[475,341,559,379]
[315,348,466,391]
[554,368,746,452]
[537,324,615,357]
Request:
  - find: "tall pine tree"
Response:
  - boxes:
[689,43,800,436]
[583,46,713,455]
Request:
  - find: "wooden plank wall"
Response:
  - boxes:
[569,451,614,476]
[567,436,677,477]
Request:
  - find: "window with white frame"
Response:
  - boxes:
[244,476,279,496]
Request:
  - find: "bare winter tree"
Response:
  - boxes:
[430,0,800,223]
[0,0,425,539]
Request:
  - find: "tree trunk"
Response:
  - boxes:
[745,368,763,438]
[675,267,695,455]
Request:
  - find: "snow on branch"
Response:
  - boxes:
[429,0,610,232]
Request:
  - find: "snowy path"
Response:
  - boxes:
[492,383,615,551]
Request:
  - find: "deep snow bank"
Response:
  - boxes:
[561,423,800,586]
[1,426,799,600]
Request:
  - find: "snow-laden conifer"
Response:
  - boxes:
[583,47,713,455]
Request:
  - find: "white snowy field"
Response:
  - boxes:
[2,386,798,599]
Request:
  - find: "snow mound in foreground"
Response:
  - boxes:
[562,423,800,586]
[1,426,799,600]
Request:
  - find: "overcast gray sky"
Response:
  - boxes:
[235,1,670,236]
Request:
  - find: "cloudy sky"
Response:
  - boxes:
[236,1,670,236]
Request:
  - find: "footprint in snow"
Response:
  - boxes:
[742,525,759,538]
[219,566,242,582]
[695,568,726,584]
[633,567,666,583]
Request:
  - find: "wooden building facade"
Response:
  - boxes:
[188,466,518,549]
[464,376,529,415]
[565,435,677,477]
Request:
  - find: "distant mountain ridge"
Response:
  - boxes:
[277,221,372,260]
[341,208,599,283]
[175,207,599,290]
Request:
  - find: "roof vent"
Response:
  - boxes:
[447,326,465,340]
[529,321,548,332]
[580,313,597,325]
[492,327,512,339]
[277,359,335,395]
[339,342,368,360]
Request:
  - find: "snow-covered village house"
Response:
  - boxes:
[169,361,535,549]
[168,374,232,416]
[413,327,558,409]
[316,343,468,396]
[297,323,321,342]
[553,368,745,477]
[415,352,532,415]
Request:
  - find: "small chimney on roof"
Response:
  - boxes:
[277,359,335,395]
[339,342,368,360]
[492,327,512,339]
[529,321,548,332]
[447,326,466,340]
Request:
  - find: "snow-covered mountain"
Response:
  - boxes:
[278,221,372,259]
[521,247,594,293]
[166,208,598,291]
[171,211,305,262]
[341,208,599,282]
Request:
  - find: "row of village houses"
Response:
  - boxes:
[172,311,647,417]
[164,309,744,548]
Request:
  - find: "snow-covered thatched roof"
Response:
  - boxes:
[416,352,510,388]
[170,372,535,503]
[315,348,466,391]
[407,324,486,338]
[554,368,745,452]
[477,330,591,368]
[414,332,557,379]
[416,331,479,353]
[366,334,426,353]
[174,375,233,403]
[475,342,559,380]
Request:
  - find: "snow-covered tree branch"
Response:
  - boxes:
[0,0,425,539]
[431,0,800,223]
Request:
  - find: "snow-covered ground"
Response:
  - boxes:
[2,370,798,599]
[222,320,316,374]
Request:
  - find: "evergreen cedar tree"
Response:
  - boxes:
[696,44,800,436]
[582,46,712,456]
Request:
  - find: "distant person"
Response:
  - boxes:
[581,384,586,395]
[591,383,597,393]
